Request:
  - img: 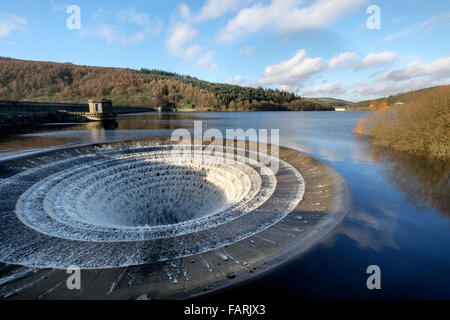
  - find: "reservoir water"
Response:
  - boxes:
[0,111,448,299]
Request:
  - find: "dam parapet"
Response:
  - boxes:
[0,110,87,128]
[0,99,156,128]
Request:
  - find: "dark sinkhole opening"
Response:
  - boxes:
[66,162,249,228]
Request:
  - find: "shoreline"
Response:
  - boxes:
[0,109,353,133]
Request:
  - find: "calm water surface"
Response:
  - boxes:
[0,111,449,299]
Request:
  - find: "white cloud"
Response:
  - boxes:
[0,13,26,38]
[255,51,448,100]
[326,51,396,70]
[50,0,68,12]
[259,49,324,86]
[217,0,366,42]
[236,46,254,57]
[209,63,218,71]
[267,52,450,100]
[303,81,345,97]
[95,25,118,44]
[176,0,251,23]
[279,85,297,93]
[166,22,199,56]
[379,57,450,81]
[227,75,245,85]
[116,8,152,28]
[85,8,161,45]
[184,45,203,61]
[351,57,450,98]
[357,51,397,69]
[328,52,359,69]
[196,50,216,67]
[351,78,448,98]
[166,22,217,69]
[165,1,245,70]
[195,0,250,22]
[385,12,450,41]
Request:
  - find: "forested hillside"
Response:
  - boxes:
[305,97,353,108]
[0,57,331,111]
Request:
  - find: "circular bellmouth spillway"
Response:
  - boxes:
[0,139,349,299]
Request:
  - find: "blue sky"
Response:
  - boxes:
[1,0,449,101]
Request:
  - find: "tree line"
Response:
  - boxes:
[0,58,332,111]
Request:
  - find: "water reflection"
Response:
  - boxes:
[85,120,119,130]
[357,137,450,215]
[0,111,449,298]
[115,113,217,130]
[0,113,212,160]
[2,112,448,216]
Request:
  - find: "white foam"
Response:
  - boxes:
[0,143,305,269]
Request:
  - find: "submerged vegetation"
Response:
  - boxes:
[354,86,450,159]
[0,57,332,112]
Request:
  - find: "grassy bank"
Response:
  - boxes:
[354,86,450,159]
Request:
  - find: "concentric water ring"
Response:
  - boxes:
[0,142,304,269]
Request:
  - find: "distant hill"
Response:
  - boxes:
[0,57,332,112]
[305,97,353,108]
[349,85,450,110]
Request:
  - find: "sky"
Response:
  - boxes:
[0,0,449,101]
